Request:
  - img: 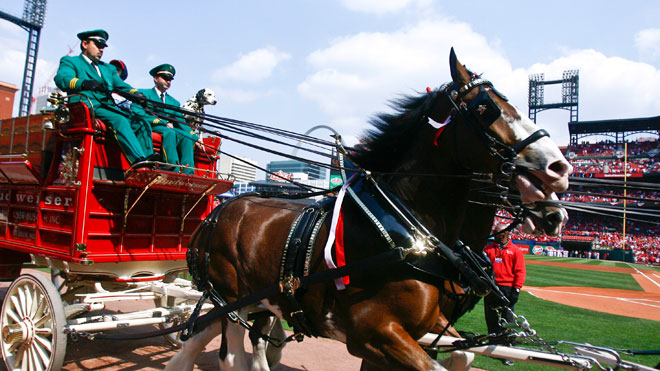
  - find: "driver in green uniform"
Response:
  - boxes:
[132,64,199,175]
[53,29,156,167]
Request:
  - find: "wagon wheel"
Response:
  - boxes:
[154,295,194,348]
[1,273,67,371]
[50,269,67,296]
[154,271,196,348]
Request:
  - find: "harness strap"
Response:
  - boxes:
[91,247,406,341]
[278,201,333,337]
[511,129,549,154]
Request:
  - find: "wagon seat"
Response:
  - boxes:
[92,118,220,175]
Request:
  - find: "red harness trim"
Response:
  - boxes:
[433,125,447,146]
[430,114,452,146]
[334,207,350,285]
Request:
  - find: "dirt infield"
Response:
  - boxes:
[524,260,660,322]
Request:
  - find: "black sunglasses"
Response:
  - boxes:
[90,39,107,48]
[158,74,174,81]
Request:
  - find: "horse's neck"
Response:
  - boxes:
[385,162,471,246]
[460,203,497,253]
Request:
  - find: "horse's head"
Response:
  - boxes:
[426,48,572,235]
[351,49,571,237]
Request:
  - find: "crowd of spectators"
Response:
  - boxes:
[493,135,660,265]
[568,139,659,157]
[570,158,660,175]
[566,139,660,176]
[561,190,660,205]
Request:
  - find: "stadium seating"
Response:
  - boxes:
[494,138,660,266]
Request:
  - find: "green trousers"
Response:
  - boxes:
[95,105,153,164]
[152,125,196,175]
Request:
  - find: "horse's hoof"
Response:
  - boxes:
[438,350,474,371]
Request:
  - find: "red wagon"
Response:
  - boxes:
[0,95,233,371]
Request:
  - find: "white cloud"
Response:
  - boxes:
[634,28,660,62]
[298,19,660,146]
[213,47,291,83]
[339,0,430,14]
[0,31,58,114]
[298,19,511,137]
[526,49,660,130]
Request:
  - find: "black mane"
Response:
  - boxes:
[350,88,443,172]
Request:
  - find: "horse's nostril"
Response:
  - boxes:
[548,160,571,176]
[547,211,563,225]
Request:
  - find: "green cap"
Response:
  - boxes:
[149,64,176,78]
[77,29,109,47]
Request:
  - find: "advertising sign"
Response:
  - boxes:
[532,245,544,255]
[268,170,292,182]
[329,174,343,188]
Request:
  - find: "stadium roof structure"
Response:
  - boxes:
[569,115,660,144]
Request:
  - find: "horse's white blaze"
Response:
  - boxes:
[501,110,571,235]
[502,111,572,196]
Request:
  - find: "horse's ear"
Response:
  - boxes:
[449,47,471,88]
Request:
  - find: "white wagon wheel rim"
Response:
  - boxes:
[1,273,67,371]
[155,295,191,348]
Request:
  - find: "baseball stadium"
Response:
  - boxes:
[1,1,659,371]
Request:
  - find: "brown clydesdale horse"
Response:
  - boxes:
[165,48,571,371]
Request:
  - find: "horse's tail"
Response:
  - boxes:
[186,193,261,290]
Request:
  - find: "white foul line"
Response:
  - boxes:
[525,288,660,309]
[626,263,660,288]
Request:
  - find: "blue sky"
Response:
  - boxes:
[1,0,659,171]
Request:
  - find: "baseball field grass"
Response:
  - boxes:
[450,257,660,370]
[524,264,643,290]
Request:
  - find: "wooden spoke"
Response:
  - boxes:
[33,341,51,370]
[10,295,23,319]
[17,286,27,319]
[33,310,51,328]
[14,343,26,368]
[5,306,20,324]
[30,285,40,319]
[34,327,53,335]
[33,334,53,352]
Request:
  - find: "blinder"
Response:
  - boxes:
[445,78,550,160]
[467,89,501,129]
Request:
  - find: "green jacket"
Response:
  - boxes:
[54,54,137,108]
[133,88,198,140]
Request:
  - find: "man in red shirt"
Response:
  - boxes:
[483,224,526,365]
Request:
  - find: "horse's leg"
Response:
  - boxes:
[348,321,448,371]
[248,313,285,371]
[248,313,271,371]
[438,351,474,371]
[218,310,251,370]
[164,320,223,371]
[265,318,285,367]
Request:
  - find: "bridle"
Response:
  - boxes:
[444,76,550,165]
[440,76,552,234]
